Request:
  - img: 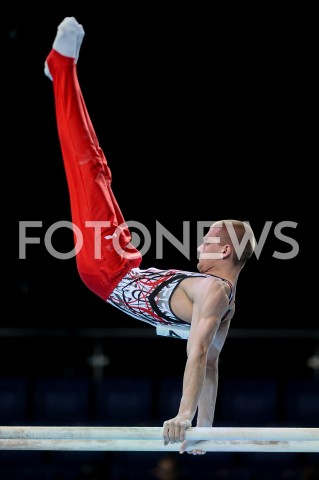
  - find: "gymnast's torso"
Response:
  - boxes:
[107,267,234,329]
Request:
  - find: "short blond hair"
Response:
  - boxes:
[212,219,256,266]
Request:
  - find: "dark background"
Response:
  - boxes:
[1,5,318,480]
[4,6,313,329]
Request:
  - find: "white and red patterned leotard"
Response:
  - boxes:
[107,267,234,335]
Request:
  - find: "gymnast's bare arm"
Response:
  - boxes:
[196,313,232,424]
[162,277,230,453]
[181,314,233,454]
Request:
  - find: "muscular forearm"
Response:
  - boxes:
[177,351,208,422]
[196,361,218,426]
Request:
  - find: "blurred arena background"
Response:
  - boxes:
[2,5,317,479]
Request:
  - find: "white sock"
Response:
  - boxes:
[52,17,85,60]
[44,62,53,80]
[44,17,85,80]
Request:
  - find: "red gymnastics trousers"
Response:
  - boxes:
[46,49,142,300]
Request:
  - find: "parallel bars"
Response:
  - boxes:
[1,427,318,452]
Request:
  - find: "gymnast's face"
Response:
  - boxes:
[197,226,227,272]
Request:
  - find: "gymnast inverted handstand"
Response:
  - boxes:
[45,17,256,455]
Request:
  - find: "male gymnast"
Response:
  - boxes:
[44,17,256,455]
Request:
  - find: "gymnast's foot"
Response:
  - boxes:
[44,16,85,80]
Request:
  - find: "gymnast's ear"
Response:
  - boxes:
[221,244,231,259]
